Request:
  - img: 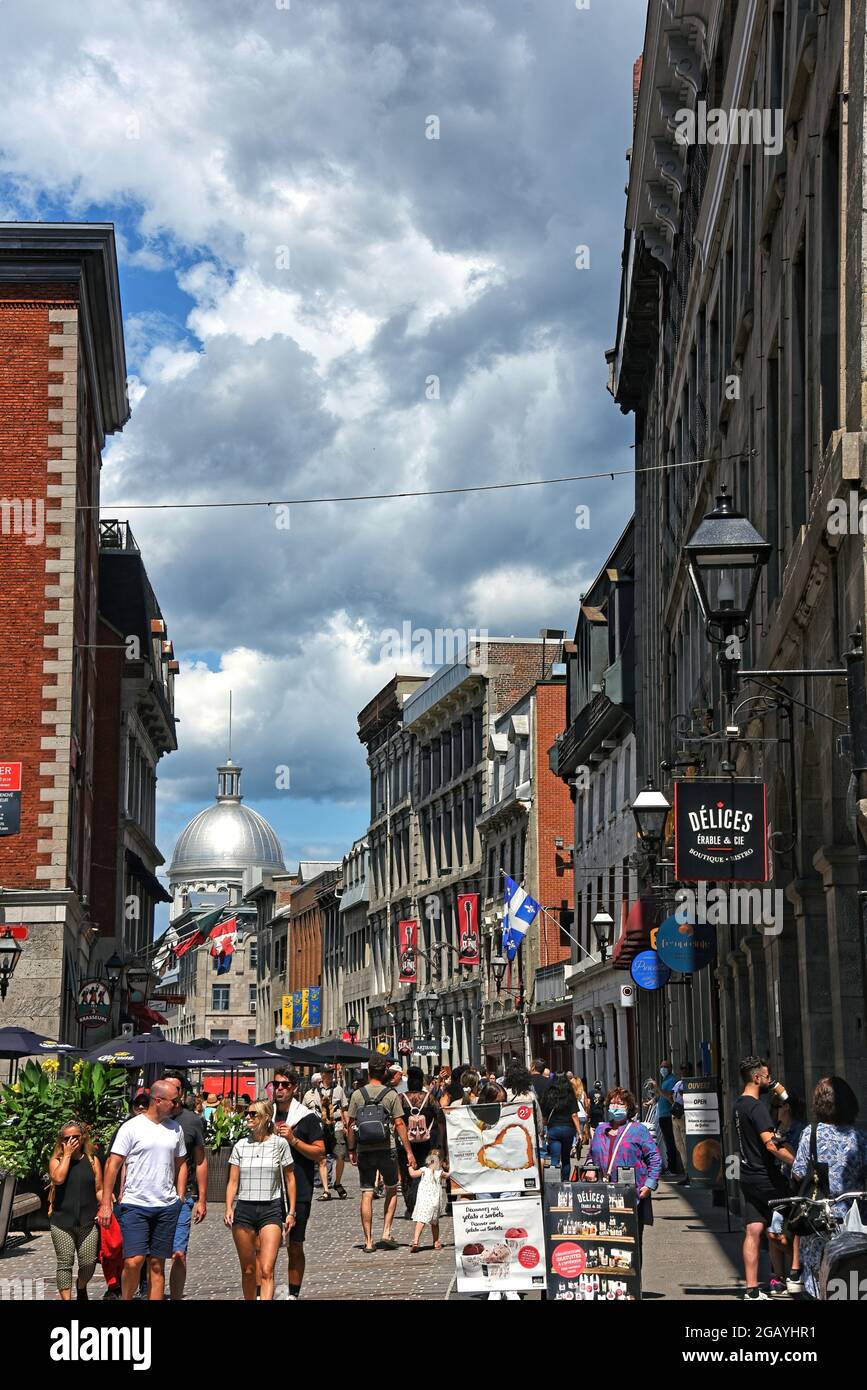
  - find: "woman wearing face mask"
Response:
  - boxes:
[582,1087,662,1234]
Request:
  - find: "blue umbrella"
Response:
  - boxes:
[0,1027,83,1060]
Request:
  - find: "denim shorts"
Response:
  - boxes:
[172,1195,195,1254]
[117,1199,183,1260]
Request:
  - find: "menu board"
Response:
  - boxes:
[543,1177,641,1301]
[453,1194,548,1294]
[683,1076,723,1188]
[446,1101,540,1196]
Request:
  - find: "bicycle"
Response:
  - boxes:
[770,1191,867,1300]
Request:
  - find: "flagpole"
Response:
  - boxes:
[499,870,597,964]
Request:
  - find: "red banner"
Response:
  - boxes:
[398,919,417,983]
[457,893,480,966]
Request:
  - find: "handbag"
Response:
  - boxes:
[783,1123,832,1237]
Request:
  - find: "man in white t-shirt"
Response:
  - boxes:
[99,1079,188,1301]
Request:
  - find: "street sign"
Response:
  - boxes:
[0,761,22,837]
[150,992,186,1006]
[413,1036,439,1056]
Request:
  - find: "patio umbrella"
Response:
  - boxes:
[0,1027,83,1060]
[208,1040,297,1067]
[81,1027,197,1068]
[255,1039,319,1065]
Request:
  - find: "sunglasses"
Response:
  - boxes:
[273,1081,292,1089]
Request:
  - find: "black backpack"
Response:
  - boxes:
[354,1086,393,1149]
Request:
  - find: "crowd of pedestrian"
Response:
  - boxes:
[37,1047,867,1303]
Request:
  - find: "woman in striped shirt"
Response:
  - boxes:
[225,1100,296,1300]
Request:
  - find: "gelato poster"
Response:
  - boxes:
[445,1101,540,1196]
[543,1177,641,1301]
[683,1076,723,1188]
[453,1195,547,1294]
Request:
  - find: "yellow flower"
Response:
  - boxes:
[40,1058,60,1074]
[72,1061,83,1076]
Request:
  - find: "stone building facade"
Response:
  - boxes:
[611,0,867,1139]
[330,838,370,1041]
[288,862,340,1042]
[552,519,639,1093]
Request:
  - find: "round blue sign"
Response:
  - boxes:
[630,950,671,991]
[656,914,716,973]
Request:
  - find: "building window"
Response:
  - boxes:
[212,985,230,1012]
[211,1029,229,1042]
[249,939,258,968]
[249,984,257,1013]
[609,759,617,816]
[248,1029,257,1045]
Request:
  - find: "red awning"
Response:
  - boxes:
[611,897,660,971]
[129,1003,169,1025]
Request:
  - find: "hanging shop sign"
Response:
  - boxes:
[683,1077,723,1188]
[454,1194,547,1294]
[398,1038,412,1056]
[457,893,480,965]
[0,762,22,836]
[543,1178,640,1300]
[413,1036,440,1056]
[76,979,113,1029]
[674,780,768,882]
[553,1021,567,1043]
[630,950,671,991]
[398,919,418,983]
[655,916,716,974]
[446,1100,539,1197]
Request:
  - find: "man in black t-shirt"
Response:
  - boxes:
[529,1058,552,1107]
[733,1056,795,1301]
[272,1069,325,1300]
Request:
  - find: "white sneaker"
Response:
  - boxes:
[742,1287,770,1300]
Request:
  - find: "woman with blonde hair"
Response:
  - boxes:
[570,1075,591,1147]
[225,1099,297,1300]
[47,1120,103,1300]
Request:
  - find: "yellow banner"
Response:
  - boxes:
[301,987,309,1029]
[281,994,293,1029]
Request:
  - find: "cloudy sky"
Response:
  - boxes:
[0,0,646,876]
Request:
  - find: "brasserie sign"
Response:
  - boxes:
[674,780,768,883]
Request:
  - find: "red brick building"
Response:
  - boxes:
[479,672,575,1072]
[0,225,129,1040]
[288,863,340,1041]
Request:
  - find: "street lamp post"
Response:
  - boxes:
[0,928,22,1001]
[683,484,770,723]
[347,1016,359,1044]
[591,910,615,963]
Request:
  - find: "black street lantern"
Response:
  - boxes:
[347,1016,359,1040]
[683,485,771,637]
[591,910,615,960]
[0,929,22,1000]
[104,951,124,987]
[631,780,671,849]
[418,989,439,1028]
[490,952,508,994]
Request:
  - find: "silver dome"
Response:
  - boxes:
[168,761,286,877]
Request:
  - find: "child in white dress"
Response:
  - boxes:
[408,1148,448,1253]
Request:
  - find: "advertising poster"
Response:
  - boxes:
[453,1195,547,1294]
[674,780,768,882]
[446,1101,540,1196]
[457,892,480,965]
[0,761,22,836]
[544,1177,640,1300]
[683,1077,723,1188]
[398,919,418,982]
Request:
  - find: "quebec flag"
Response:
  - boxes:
[502,875,541,962]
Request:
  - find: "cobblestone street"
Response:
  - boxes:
[1,1167,456,1302]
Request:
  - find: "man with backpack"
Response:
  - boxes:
[346,1056,415,1252]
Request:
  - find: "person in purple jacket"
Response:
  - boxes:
[581,1086,662,1233]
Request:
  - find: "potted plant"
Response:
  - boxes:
[204,1103,247,1202]
[0,1060,127,1223]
